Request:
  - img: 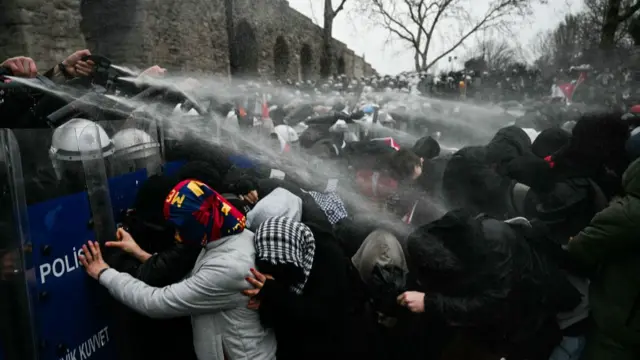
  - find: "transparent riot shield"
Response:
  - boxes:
[77,122,117,245]
[0,128,37,360]
[16,124,116,360]
[106,117,162,225]
[114,105,165,177]
[110,123,163,177]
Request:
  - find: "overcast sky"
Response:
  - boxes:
[288,0,584,75]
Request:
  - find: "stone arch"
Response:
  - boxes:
[231,19,259,76]
[273,36,290,80]
[300,43,313,81]
[337,56,346,75]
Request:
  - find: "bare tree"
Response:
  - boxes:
[320,0,347,78]
[529,31,556,76]
[356,0,541,72]
[528,11,621,72]
[463,38,518,70]
[595,0,640,49]
[581,0,637,48]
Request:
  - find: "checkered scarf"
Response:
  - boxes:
[308,191,348,225]
[254,216,315,294]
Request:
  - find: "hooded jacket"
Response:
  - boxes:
[531,128,571,158]
[442,146,511,218]
[246,187,303,231]
[531,114,624,244]
[485,126,533,175]
[568,157,640,346]
[406,210,569,356]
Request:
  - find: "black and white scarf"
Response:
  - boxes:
[308,191,348,225]
[254,216,316,294]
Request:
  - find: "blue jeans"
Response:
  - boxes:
[548,336,586,360]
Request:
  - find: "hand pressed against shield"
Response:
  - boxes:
[78,241,110,280]
[105,228,152,262]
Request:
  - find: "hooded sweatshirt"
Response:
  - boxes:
[246,187,303,231]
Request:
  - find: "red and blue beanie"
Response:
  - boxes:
[163,179,246,247]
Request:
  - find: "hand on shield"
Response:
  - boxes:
[106,228,151,263]
[78,241,110,280]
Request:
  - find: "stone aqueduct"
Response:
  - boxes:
[0,0,376,80]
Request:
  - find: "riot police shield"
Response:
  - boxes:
[0,128,37,360]
[113,105,165,177]
[103,117,161,226]
[15,120,118,360]
[111,121,163,177]
[77,122,117,245]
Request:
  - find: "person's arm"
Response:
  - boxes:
[568,198,640,267]
[99,254,242,318]
[134,244,202,287]
[423,287,507,326]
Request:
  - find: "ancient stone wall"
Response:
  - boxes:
[1,0,377,78]
[0,0,86,70]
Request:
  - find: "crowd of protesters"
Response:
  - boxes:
[2,48,640,360]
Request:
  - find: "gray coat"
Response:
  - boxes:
[99,230,277,360]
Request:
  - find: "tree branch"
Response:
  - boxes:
[424,0,515,70]
[370,0,419,47]
[421,0,455,68]
[618,1,640,22]
[404,0,429,41]
[333,0,348,17]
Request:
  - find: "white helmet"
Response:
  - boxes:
[49,118,114,180]
[50,118,114,162]
[112,128,162,176]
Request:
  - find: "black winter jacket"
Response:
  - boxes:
[257,229,352,360]
[406,210,577,358]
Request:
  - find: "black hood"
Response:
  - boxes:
[553,112,629,181]
[442,146,511,218]
[531,128,571,158]
[485,126,532,166]
[412,136,441,160]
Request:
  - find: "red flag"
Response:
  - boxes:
[261,94,269,120]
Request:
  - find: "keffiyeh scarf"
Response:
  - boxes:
[308,191,348,225]
[254,216,315,294]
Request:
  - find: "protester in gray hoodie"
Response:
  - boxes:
[79,179,276,360]
[246,187,303,230]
